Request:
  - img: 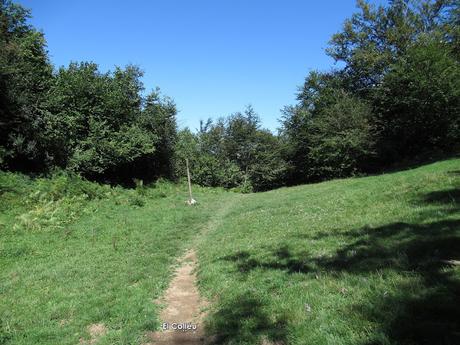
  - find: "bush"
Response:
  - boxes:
[0,170,112,232]
[14,193,88,231]
[128,194,145,207]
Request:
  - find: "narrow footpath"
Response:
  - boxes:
[146,195,241,345]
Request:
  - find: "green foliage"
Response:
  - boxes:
[175,128,243,188]
[374,36,460,160]
[1,2,177,184]
[326,0,453,92]
[0,0,53,170]
[325,0,460,162]
[175,107,288,191]
[142,91,178,179]
[308,91,375,178]
[0,170,111,231]
[128,194,145,207]
[35,170,110,200]
[282,0,460,185]
[40,62,173,182]
[246,130,287,191]
[14,193,86,231]
[279,105,312,184]
[281,91,375,181]
[1,0,459,191]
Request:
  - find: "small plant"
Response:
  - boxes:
[134,178,146,196]
[14,194,87,231]
[232,178,253,194]
[129,194,145,207]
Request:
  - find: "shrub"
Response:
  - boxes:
[128,194,145,207]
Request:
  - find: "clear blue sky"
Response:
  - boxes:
[19,0,386,132]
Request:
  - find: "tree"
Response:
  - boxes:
[307,91,375,178]
[0,0,52,170]
[373,36,460,160]
[41,62,177,184]
[175,128,244,188]
[140,90,178,180]
[246,129,287,191]
[326,0,454,94]
[279,105,313,184]
[223,105,261,175]
[175,106,288,191]
[282,0,460,182]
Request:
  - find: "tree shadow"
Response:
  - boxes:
[206,292,287,345]
[312,184,460,344]
[222,245,312,275]
[422,187,460,209]
[316,220,460,273]
[309,187,460,344]
[357,275,460,345]
[219,187,460,344]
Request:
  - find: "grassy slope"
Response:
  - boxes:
[197,159,460,345]
[1,159,458,345]
[0,173,232,345]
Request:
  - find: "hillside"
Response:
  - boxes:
[2,1,459,344]
[1,158,459,344]
[197,158,460,344]
[0,173,234,345]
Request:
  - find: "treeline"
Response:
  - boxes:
[1,0,459,191]
[0,1,176,185]
[280,0,460,185]
[175,106,287,192]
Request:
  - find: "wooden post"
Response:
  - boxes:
[186,158,195,204]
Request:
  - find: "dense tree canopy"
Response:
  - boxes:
[0,0,52,170]
[1,0,459,190]
[281,0,460,185]
[0,0,177,185]
[175,106,287,192]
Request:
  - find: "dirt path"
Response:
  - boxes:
[146,250,208,345]
[146,195,241,345]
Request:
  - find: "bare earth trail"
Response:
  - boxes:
[146,195,242,345]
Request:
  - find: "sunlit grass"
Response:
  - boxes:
[1,159,458,345]
[0,173,231,345]
[197,158,460,345]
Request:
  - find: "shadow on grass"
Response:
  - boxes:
[219,187,460,344]
[321,220,460,344]
[206,292,287,345]
[422,188,460,210]
[222,246,312,275]
[319,219,460,272]
[358,278,460,345]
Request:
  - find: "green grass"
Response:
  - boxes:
[1,159,459,345]
[197,158,460,345]
[0,172,232,345]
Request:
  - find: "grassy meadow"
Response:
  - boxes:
[0,158,459,345]
[197,158,460,345]
[0,172,231,345]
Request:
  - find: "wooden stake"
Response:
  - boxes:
[186,158,195,204]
